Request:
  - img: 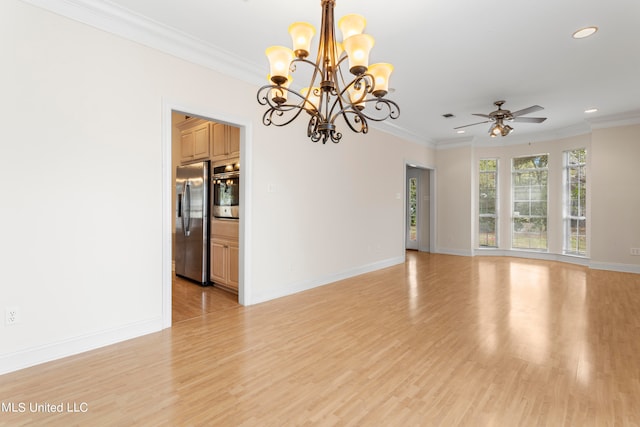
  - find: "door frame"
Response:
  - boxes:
[404,162,436,252]
[406,167,420,250]
[161,99,253,328]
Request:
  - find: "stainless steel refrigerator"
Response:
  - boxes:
[175,161,209,285]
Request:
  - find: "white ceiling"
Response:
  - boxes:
[53,0,640,145]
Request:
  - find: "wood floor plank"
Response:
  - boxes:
[1,253,640,426]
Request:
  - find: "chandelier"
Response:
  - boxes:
[256,0,400,144]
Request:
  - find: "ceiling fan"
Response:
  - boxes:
[454,100,547,137]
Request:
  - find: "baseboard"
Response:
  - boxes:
[249,256,406,305]
[434,248,474,257]
[590,261,640,274]
[0,317,163,376]
[473,249,639,272]
[474,249,588,265]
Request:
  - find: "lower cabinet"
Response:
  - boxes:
[210,239,239,293]
[210,218,239,293]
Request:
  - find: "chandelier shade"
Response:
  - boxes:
[288,22,316,57]
[265,46,294,84]
[368,63,393,97]
[256,0,400,144]
[338,14,366,39]
[342,34,375,75]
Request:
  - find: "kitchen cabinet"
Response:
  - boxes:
[210,218,239,293]
[211,123,240,161]
[177,118,210,164]
[210,239,239,292]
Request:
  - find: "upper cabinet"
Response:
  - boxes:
[211,123,240,161]
[176,118,240,164]
[177,118,210,164]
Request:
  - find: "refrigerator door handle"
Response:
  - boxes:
[178,192,189,237]
[184,181,191,237]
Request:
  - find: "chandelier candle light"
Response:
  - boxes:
[256,0,400,144]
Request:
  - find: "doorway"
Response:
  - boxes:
[406,165,432,252]
[162,101,251,328]
[171,112,242,322]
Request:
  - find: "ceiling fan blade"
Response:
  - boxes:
[472,113,493,119]
[512,116,547,123]
[454,120,491,129]
[511,105,543,117]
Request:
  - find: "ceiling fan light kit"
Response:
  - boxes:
[256,0,400,144]
[454,100,547,138]
[490,121,513,138]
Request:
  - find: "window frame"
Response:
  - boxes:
[511,154,549,251]
[478,158,499,248]
[563,148,587,256]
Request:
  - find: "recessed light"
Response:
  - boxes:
[572,26,598,39]
[456,130,465,134]
[585,108,598,114]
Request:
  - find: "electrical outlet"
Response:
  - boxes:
[5,307,20,326]
[631,248,640,256]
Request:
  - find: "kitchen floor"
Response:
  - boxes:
[172,275,239,323]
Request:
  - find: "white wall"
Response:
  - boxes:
[250,120,434,302]
[591,125,640,269]
[418,168,431,252]
[435,146,473,255]
[0,1,434,374]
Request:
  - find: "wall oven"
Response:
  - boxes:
[212,161,240,219]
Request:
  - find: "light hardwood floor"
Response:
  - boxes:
[1,252,640,426]
[172,275,238,324]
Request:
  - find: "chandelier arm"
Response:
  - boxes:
[334,54,349,70]
[257,84,283,107]
[354,98,401,122]
[337,109,369,135]
[327,97,399,136]
[262,105,311,128]
[257,84,321,113]
[342,74,373,103]
[324,74,373,123]
[258,86,323,128]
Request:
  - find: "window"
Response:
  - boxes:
[479,159,498,247]
[408,177,418,242]
[564,149,587,255]
[512,154,548,250]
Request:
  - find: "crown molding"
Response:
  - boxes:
[371,120,436,148]
[21,0,266,86]
[587,110,640,130]
[435,136,474,150]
